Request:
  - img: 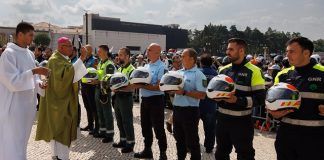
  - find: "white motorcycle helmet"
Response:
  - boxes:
[109,72,129,90]
[206,74,235,99]
[246,54,253,61]
[311,54,321,64]
[159,71,184,91]
[266,82,301,111]
[81,67,98,83]
[129,67,152,84]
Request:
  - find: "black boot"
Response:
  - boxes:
[52,156,62,160]
[112,141,126,148]
[159,151,167,160]
[102,137,113,143]
[93,132,105,138]
[80,126,93,131]
[121,144,134,153]
[134,148,153,159]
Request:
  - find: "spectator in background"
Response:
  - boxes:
[70,47,78,63]
[161,54,169,68]
[199,53,218,153]
[34,46,44,63]
[170,54,182,71]
[114,56,120,70]
[43,48,53,60]
[134,54,146,68]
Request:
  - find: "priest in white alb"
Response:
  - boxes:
[0,22,50,160]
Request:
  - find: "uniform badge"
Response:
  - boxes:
[202,79,208,87]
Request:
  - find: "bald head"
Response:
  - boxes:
[147,43,161,63]
[85,44,93,57]
[149,43,161,53]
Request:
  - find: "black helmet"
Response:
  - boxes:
[270,53,277,59]
[274,55,284,64]
[216,57,223,63]
[222,56,231,65]
[282,57,290,68]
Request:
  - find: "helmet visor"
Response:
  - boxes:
[130,70,149,79]
[266,88,299,103]
[208,80,234,92]
[110,77,126,86]
[84,73,97,78]
[161,76,182,85]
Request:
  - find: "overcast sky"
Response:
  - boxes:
[0,0,323,40]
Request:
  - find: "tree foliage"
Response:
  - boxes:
[34,33,51,47]
[187,24,318,56]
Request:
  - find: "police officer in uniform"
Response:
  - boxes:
[81,44,99,135]
[215,38,265,160]
[172,48,207,160]
[199,53,218,153]
[270,37,324,160]
[91,45,116,143]
[112,47,136,153]
[134,43,167,160]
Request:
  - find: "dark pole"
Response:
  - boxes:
[85,12,88,44]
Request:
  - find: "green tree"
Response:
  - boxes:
[314,39,324,52]
[34,33,50,47]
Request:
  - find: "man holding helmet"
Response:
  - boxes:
[112,47,136,153]
[214,38,265,160]
[172,48,207,160]
[270,37,324,160]
[133,43,168,160]
[92,45,116,143]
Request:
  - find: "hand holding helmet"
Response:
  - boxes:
[159,71,184,92]
[81,67,98,84]
[129,67,152,85]
[265,82,301,111]
[206,74,235,99]
[110,72,129,91]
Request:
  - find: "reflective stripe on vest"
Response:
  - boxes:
[281,117,324,127]
[300,92,324,100]
[218,107,252,116]
[235,84,251,91]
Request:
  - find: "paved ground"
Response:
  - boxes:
[27,96,277,160]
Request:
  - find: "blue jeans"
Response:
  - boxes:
[200,110,217,150]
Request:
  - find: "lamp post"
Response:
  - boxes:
[83,9,90,44]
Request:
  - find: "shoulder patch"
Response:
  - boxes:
[202,79,208,88]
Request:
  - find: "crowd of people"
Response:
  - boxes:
[0,22,324,160]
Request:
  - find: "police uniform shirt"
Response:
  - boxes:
[140,59,165,97]
[173,66,207,107]
[84,55,97,68]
